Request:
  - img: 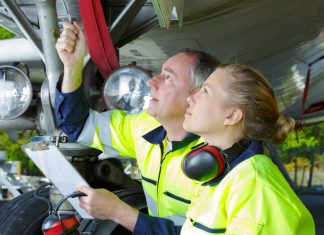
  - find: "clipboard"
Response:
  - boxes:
[22,141,93,219]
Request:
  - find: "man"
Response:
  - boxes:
[55,22,219,234]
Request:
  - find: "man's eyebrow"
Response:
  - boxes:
[164,66,176,75]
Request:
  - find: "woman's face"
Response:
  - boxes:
[183,69,233,138]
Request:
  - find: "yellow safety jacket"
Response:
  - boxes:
[181,153,315,235]
[78,109,203,225]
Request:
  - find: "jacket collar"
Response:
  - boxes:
[142,125,200,152]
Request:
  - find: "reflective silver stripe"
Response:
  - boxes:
[77,109,119,156]
[144,189,186,225]
[165,213,186,226]
[143,188,158,216]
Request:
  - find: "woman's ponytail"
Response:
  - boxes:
[273,115,295,144]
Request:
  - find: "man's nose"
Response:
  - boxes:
[146,78,155,90]
[146,75,161,90]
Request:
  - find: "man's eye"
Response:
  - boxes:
[166,75,172,80]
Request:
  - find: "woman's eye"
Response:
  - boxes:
[201,87,208,94]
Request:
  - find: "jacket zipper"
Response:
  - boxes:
[156,140,171,216]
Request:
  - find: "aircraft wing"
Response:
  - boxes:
[120,0,324,124]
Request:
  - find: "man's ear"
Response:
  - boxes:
[224,109,243,126]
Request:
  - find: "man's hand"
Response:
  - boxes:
[56,22,87,92]
[56,22,87,68]
[77,185,119,220]
[76,185,139,231]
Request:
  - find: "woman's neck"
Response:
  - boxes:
[204,130,242,151]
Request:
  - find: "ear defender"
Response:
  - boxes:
[182,144,225,183]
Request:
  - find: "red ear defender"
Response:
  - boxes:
[41,191,87,235]
[182,145,225,183]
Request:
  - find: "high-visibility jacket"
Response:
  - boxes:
[78,109,203,226]
[181,153,315,235]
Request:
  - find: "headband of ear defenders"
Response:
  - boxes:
[182,140,250,183]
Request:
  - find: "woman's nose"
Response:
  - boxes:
[187,95,193,104]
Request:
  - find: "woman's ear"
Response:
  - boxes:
[224,109,243,126]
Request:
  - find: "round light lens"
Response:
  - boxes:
[0,65,32,120]
[103,66,151,114]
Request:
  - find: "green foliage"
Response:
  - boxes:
[302,122,324,146]
[0,130,42,176]
[0,26,14,40]
[277,122,324,163]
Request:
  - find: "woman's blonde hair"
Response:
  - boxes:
[219,64,295,144]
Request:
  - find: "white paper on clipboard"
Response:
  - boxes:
[22,141,93,219]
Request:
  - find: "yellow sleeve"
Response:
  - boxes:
[77,109,143,158]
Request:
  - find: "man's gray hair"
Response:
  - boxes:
[178,48,220,90]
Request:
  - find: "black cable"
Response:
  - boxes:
[53,191,87,214]
[34,182,53,214]
[53,191,87,235]
[81,218,100,235]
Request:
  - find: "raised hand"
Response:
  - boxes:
[56,22,87,92]
[56,22,87,68]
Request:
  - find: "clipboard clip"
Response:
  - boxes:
[29,142,49,151]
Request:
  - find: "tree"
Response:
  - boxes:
[277,122,324,188]
[0,130,42,176]
[0,26,14,39]
[278,127,318,163]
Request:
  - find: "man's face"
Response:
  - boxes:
[147,52,195,121]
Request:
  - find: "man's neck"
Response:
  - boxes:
[158,117,188,142]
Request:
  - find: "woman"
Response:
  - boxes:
[181,64,315,234]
